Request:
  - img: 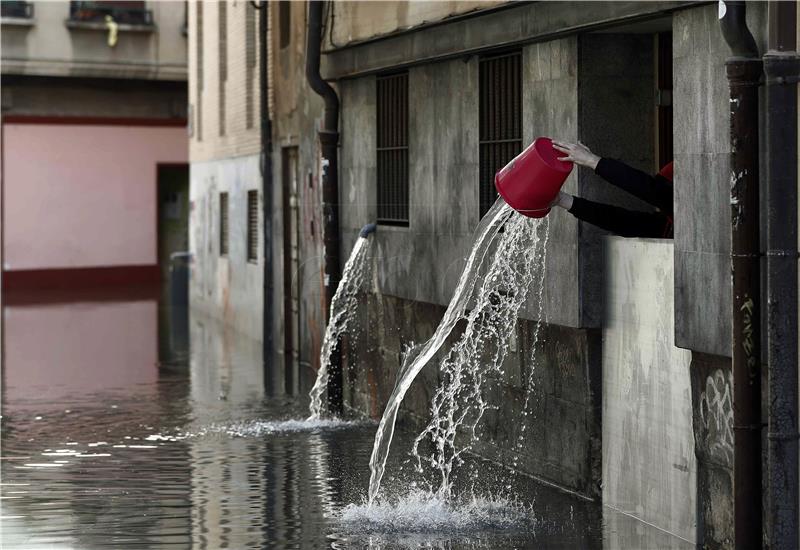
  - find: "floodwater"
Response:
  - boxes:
[1,286,695,549]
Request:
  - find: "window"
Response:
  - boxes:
[247,190,259,262]
[195,1,203,141]
[245,1,256,129]
[479,50,522,218]
[279,0,290,49]
[376,71,409,226]
[655,32,673,169]
[218,0,227,137]
[69,1,152,26]
[1,1,33,19]
[220,192,229,256]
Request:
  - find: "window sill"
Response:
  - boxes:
[65,19,155,33]
[1,17,34,27]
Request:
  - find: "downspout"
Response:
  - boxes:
[763,1,799,548]
[719,2,762,548]
[259,1,275,371]
[306,0,343,414]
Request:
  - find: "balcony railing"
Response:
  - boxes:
[1,1,34,19]
[69,1,153,27]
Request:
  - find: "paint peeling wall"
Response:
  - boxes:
[189,155,264,341]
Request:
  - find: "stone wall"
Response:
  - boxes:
[342,290,603,498]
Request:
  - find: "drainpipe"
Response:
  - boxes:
[306,0,343,414]
[259,1,275,370]
[764,1,799,547]
[719,2,762,548]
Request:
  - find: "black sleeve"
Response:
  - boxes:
[568,196,672,239]
[595,158,673,213]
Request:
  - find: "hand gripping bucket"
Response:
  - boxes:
[494,137,573,218]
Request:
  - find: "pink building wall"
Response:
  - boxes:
[2,123,188,271]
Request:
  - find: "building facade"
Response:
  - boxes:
[1,0,189,289]
[189,2,799,547]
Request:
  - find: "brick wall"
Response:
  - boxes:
[189,0,267,163]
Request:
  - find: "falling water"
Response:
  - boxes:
[308,236,373,420]
[367,197,517,503]
[410,213,550,499]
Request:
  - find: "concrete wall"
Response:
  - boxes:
[2,123,188,271]
[672,3,766,356]
[325,1,504,48]
[602,237,695,543]
[1,0,187,81]
[189,155,263,341]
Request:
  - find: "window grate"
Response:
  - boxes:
[479,50,522,218]
[218,0,227,137]
[247,190,259,262]
[376,71,409,226]
[279,1,290,49]
[220,192,229,257]
[245,1,256,129]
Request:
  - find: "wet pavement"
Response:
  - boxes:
[1,286,695,549]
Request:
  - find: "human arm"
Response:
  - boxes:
[552,141,672,212]
[551,192,673,238]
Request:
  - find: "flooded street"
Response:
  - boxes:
[1,287,692,549]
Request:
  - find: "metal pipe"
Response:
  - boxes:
[764,1,799,547]
[719,3,762,547]
[306,0,343,415]
[259,1,275,374]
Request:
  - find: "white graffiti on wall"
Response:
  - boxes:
[699,368,734,465]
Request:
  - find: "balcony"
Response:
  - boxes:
[1,1,34,25]
[67,1,154,31]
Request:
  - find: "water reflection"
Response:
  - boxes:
[1,286,695,549]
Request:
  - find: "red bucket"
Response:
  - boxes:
[494,137,573,218]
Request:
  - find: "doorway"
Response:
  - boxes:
[282,147,301,395]
[157,164,190,362]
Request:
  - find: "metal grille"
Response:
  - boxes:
[279,1,290,49]
[218,0,227,137]
[245,1,256,129]
[247,190,259,262]
[220,192,229,256]
[376,72,409,226]
[479,50,522,218]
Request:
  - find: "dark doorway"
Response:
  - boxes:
[282,148,301,395]
[157,164,190,363]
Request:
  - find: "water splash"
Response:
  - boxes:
[410,213,549,499]
[367,198,515,503]
[339,490,536,534]
[308,236,373,420]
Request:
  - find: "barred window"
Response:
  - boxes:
[245,1,256,129]
[218,0,227,137]
[376,72,409,226]
[479,50,522,218]
[247,190,259,262]
[220,192,229,257]
[279,1,290,49]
